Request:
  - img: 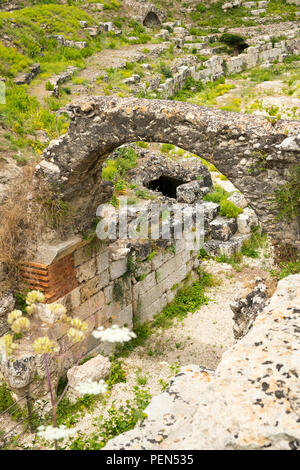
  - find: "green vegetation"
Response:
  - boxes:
[113,279,124,303]
[203,185,242,218]
[0,383,23,421]
[274,163,300,221]
[106,360,127,389]
[0,83,69,147]
[172,76,204,101]
[0,5,99,78]
[116,270,214,360]
[146,250,157,262]
[241,226,268,258]
[189,0,251,27]
[102,146,139,193]
[216,252,243,270]
[272,259,300,279]
[216,226,268,267]
[219,199,243,218]
[174,76,235,107]
[203,184,231,204]
[161,143,175,153]
[68,387,151,450]
[219,33,247,54]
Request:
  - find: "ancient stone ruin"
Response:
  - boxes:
[38,96,300,247]
[0,0,299,452]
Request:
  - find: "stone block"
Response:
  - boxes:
[110,258,127,280]
[139,293,168,323]
[74,244,91,267]
[67,354,110,390]
[96,249,109,273]
[76,258,96,283]
[176,181,210,204]
[80,277,100,303]
[227,192,248,209]
[210,216,237,241]
[133,271,156,301]
[237,212,251,234]
[76,291,105,320]
[138,283,165,311]
[0,291,15,336]
[115,304,133,329]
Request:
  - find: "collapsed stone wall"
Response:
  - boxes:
[105,273,300,450]
[38,96,300,248]
[158,38,300,97]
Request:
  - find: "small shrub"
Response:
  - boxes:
[45,81,54,91]
[203,184,230,204]
[106,361,126,389]
[158,63,172,79]
[219,199,243,218]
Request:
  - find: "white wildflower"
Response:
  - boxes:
[92,324,136,343]
[26,290,45,305]
[33,336,59,355]
[74,379,108,396]
[67,327,85,343]
[48,303,67,317]
[0,334,18,358]
[11,316,30,333]
[37,424,76,441]
[7,310,23,325]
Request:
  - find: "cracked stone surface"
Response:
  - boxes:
[105,274,300,450]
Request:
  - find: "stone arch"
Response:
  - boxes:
[38,97,300,247]
[143,11,161,27]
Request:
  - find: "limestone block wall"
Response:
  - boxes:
[19,238,200,362]
[158,38,300,98]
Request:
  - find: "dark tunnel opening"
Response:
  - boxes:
[146,175,185,199]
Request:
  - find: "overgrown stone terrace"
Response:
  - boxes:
[0,0,299,451]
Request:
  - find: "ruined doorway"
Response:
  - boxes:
[143,11,160,27]
[146,175,184,199]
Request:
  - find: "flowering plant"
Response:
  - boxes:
[0,290,137,450]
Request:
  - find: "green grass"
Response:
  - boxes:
[161,143,175,153]
[0,383,23,421]
[0,83,69,144]
[274,162,300,221]
[189,0,254,27]
[174,76,235,107]
[216,252,243,269]
[102,145,139,189]
[67,386,151,450]
[0,5,100,78]
[272,259,300,279]
[203,184,230,204]
[241,226,268,258]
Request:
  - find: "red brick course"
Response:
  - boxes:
[21,253,78,303]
